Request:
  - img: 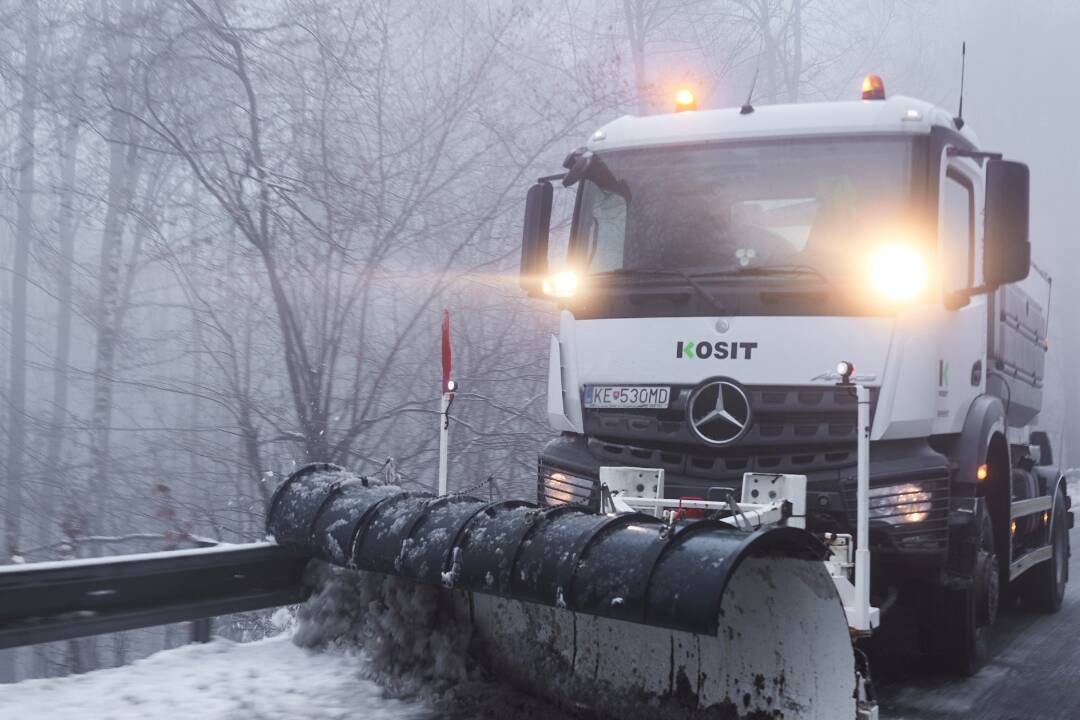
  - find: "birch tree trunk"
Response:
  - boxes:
[89,0,136,536]
[41,76,85,550]
[623,0,650,114]
[1,0,40,684]
[5,0,40,562]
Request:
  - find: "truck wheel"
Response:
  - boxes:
[934,509,997,675]
[1019,488,1069,614]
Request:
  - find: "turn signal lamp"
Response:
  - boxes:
[674,88,697,112]
[867,244,928,302]
[861,74,886,101]
[976,464,989,481]
[542,270,579,298]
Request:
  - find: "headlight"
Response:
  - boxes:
[542,271,578,298]
[539,467,596,507]
[868,482,932,524]
[867,244,928,302]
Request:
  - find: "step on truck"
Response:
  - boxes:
[520,76,1072,675]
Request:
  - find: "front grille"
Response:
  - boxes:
[586,437,855,489]
[582,384,877,451]
[840,469,951,550]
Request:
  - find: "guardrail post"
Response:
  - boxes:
[190,618,211,643]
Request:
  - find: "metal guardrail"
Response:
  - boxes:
[0,542,310,649]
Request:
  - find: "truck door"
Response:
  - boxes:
[933,153,986,434]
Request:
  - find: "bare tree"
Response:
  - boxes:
[5,0,41,563]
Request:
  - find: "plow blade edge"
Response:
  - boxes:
[268,464,856,719]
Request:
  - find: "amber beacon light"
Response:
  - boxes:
[674,88,697,112]
[861,74,886,100]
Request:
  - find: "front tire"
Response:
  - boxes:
[934,508,998,675]
[1018,487,1069,614]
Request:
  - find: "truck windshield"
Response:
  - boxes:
[571,136,921,279]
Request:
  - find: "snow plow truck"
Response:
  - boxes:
[264,76,1070,720]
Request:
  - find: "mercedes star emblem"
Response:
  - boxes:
[688,379,752,446]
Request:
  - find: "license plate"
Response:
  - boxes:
[583,385,670,409]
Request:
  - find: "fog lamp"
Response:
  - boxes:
[868,482,932,524]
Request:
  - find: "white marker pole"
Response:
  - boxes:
[438,309,452,496]
[854,382,871,632]
[438,391,450,496]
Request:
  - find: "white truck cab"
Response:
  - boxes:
[520,77,1068,674]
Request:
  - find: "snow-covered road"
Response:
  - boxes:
[0,636,430,720]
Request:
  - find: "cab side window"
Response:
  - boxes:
[942,170,975,293]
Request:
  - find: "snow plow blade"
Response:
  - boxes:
[268,464,858,719]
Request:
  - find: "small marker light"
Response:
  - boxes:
[446,379,458,393]
[836,360,855,383]
[861,74,886,101]
[1043,511,1050,525]
[1011,519,1018,536]
[976,464,988,481]
[674,88,697,112]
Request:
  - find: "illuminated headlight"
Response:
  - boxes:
[542,271,578,298]
[539,467,597,507]
[868,482,932,524]
[546,470,594,489]
[867,244,928,302]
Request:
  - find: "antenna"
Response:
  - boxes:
[740,66,759,115]
[954,42,967,129]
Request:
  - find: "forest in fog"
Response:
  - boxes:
[1,0,1077,677]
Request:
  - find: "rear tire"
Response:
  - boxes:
[1018,488,1068,614]
[933,508,997,675]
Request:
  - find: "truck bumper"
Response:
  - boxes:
[538,433,952,566]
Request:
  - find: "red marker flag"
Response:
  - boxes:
[441,309,452,393]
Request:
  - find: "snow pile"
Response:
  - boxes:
[293,563,573,720]
[293,562,477,697]
[0,564,573,720]
[0,635,428,720]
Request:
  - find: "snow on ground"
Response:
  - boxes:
[0,566,573,720]
[0,636,432,720]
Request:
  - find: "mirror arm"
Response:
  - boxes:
[538,172,566,183]
[943,289,971,310]
[947,147,1003,163]
[945,283,995,311]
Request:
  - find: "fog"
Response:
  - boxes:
[0,0,1076,679]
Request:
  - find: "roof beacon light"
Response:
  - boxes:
[674,88,697,112]
[861,74,886,101]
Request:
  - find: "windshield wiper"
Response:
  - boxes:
[594,268,727,315]
[691,264,832,287]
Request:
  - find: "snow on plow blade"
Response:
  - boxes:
[268,464,857,719]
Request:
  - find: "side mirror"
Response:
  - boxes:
[520,181,552,294]
[983,159,1030,288]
